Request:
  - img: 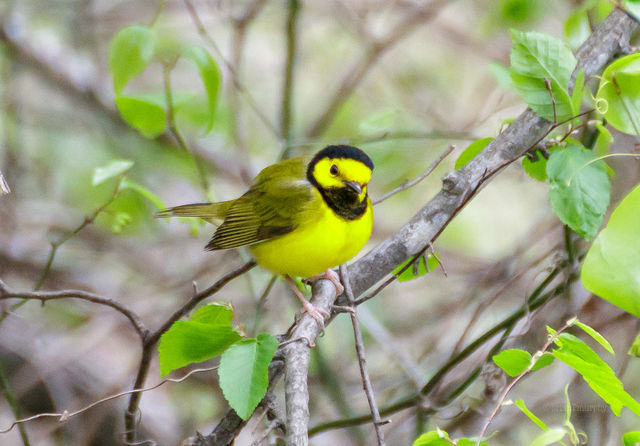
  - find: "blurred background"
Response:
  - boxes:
[1,0,639,445]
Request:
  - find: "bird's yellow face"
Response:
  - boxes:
[310,157,372,203]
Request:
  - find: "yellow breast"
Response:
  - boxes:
[249,191,373,278]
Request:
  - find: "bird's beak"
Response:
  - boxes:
[343,181,362,194]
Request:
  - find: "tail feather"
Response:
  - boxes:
[155,202,233,223]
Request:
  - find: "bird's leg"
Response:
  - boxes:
[305,268,345,295]
[285,276,329,327]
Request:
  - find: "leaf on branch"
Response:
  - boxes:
[596,53,640,135]
[218,333,278,420]
[158,303,241,377]
[493,348,531,377]
[393,253,440,282]
[552,333,640,417]
[581,183,640,318]
[514,399,549,431]
[92,159,134,186]
[179,46,222,135]
[455,137,493,170]
[109,25,157,96]
[546,142,611,240]
[115,95,168,138]
[509,29,579,122]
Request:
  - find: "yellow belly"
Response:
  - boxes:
[250,196,373,278]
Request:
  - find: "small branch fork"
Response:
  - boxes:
[340,265,389,446]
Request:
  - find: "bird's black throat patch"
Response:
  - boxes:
[317,186,368,220]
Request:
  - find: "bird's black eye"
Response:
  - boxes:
[330,164,338,175]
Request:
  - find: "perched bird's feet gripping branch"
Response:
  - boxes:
[286,276,330,328]
[305,268,345,295]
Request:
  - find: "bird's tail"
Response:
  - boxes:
[155,201,233,224]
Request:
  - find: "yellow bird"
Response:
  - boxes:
[157,145,374,324]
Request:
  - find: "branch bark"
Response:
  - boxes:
[196,8,637,444]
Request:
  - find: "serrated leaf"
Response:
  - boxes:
[596,53,640,135]
[158,313,241,376]
[218,334,278,420]
[92,159,134,186]
[393,253,440,282]
[115,95,168,138]
[181,46,221,134]
[623,431,640,446]
[119,178,165,210]
[529,427,567,446]
[546,143,611,240]
[581,183,640,317]
[552,333,640,417]
[573,319,615,354]
[515,399,548,431]
[455,137,493,169]
[109,25,156,95]
[509,29,577,122]
[493,349,532,377]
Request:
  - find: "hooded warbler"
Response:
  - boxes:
[157,145,374,323]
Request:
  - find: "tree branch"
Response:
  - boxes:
[201,8,637,443]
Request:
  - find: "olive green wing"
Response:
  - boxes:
[155,201,233,224]
[206,157,312,250]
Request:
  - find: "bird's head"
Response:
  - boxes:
[306,145,374,202]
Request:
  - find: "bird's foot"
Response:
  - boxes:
[286,276,329,329]
[306,269,345,295]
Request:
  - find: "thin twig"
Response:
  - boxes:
[0,358,30,445]
[0,366,218,435]
[373,145,455,205]
[279,0,300,160]
[340,264,387,445]
[475,319,574,445]
[0,288,148,339]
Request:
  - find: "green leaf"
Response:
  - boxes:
[413,430,451,446]
[522,145,559,182]
[109,25,156,95]
[509,29,578,122]
[564,7,591,50]
[92,159,134,186]
[120,178,166,210]
[158,305,242,377]
[596,53,640,135]
[493,349,531,377]
[530,352,555,371]
[181,46,221,134]
[546,143,611,240]
[529,427,567,446]
[573,319,615,354]
[623,431,640,446]
[115,95,168,138]
[515,399,548,431]
[593,123,613,156]
[393,253,440,282]
[218,333,279,420]
[628,333,640,358]
[191,303,235,325]
[455,137,493,169]
[581,183,640,317]
[552,333,640,417]
[571,68,585,115]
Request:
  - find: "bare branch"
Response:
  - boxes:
[373,144,455,205]
[340,264,387,445]
[0,287,148,339]
[278,0,301,160]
